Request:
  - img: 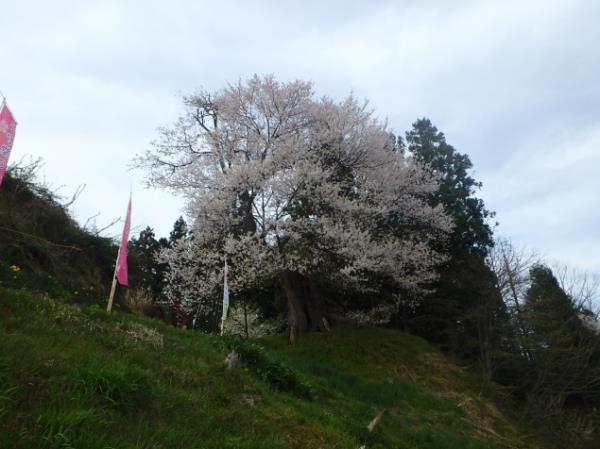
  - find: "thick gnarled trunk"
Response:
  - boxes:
[237,190,257,235]
[281,270,331,344]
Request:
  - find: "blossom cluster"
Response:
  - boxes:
[138,75,453,314]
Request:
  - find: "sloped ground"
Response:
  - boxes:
[0,287,540,449]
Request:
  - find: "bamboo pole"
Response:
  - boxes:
[105,193,131,313]
[106,251,120,312]
[220,257,229,335]
[106,276,118,312]
[106,226,123,313]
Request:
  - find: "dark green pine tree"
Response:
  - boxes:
[129,226,168,299]
[169,216,188,246]
[524,265,578,343]
[519,265,600,416]
[405,118,493,255]
[403,118,507,381]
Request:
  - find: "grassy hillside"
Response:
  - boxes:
[0,171,117,302]
[0,287,541,449]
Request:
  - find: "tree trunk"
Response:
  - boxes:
[281,270,332,344]
[238,191,256,234]
[243,299,249,339]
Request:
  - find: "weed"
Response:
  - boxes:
[35,407,108,449]
[76,364,153,409]
[0,288,542,449]
[118,322,164,349]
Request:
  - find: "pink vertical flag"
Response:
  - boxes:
[0,101,17,187]
[115,195,132,286]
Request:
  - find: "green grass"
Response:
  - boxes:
[0,286,540,448]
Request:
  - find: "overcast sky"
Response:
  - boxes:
[1,0,599,273]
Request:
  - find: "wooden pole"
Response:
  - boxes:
[107,231,123,313]
[243,299,249,339]
[105,193,131,314]
[220,257,228,335]
[106,276,118,312]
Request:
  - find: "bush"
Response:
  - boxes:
[223,336,313,400]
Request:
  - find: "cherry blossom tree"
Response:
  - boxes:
[136,75,453,342]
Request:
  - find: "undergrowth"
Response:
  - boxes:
[0,286,541,449]
[223,336,314,400]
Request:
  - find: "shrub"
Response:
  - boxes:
[223,336,313,400]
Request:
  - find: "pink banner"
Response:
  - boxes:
[0,102,17,187]
[115,196,132,286]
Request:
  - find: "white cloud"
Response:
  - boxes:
[483,121,600,271]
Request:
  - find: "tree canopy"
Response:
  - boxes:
[136,75,453,341]
[406,118,494,255]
